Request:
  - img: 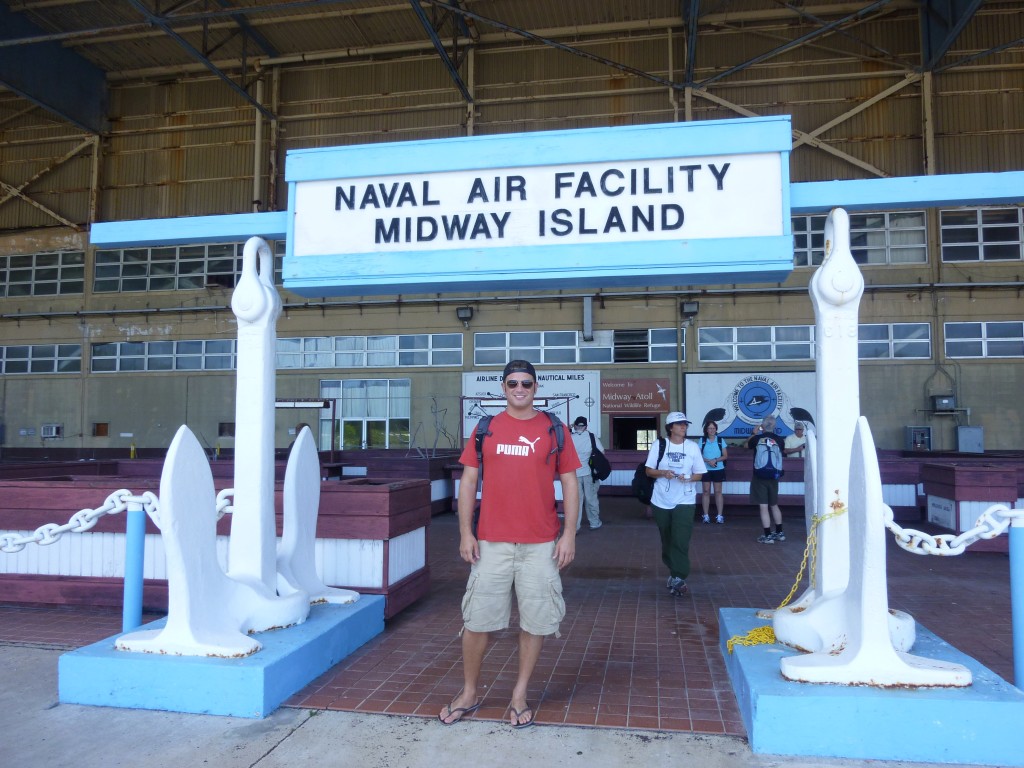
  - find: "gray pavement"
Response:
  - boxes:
[5,644,992,768]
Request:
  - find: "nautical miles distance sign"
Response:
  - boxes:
[284,117,793,296]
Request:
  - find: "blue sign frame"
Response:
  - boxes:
[282,117,794,296]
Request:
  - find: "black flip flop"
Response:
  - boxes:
[510,704,535,729]
[438,700,481,725]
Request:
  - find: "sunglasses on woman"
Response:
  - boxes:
[504,379,534,389]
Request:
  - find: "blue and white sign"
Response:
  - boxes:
[685,371,816,439]
[284,117,793,296]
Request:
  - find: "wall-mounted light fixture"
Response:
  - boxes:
[456,306,474,328]
[680,301,700,318]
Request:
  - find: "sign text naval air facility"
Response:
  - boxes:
[283,117,794,296]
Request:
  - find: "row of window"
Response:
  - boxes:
[3,322,1020,375]
[3,209,1023,297]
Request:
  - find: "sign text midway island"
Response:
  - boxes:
[291,153,783,256]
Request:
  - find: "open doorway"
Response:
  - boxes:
[609,415,660,451]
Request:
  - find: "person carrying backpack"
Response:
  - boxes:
[645,411,706,597]
[746,414,786,544]
[570,416,605,531]
[439,360,581,729]
[699,420,728,524]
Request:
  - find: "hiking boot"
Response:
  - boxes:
[772,531,786,542]
[715,515,725,524]
[701,514,710,524]
[757,534,775,544]
[667,576,685,592]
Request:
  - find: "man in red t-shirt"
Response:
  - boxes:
[438,360,580,729]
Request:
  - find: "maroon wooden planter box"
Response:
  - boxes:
[0,475,433,619]
[922,462,1018,553]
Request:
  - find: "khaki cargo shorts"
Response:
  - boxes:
[461,540,565,637]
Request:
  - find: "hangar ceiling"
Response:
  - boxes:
[0,0,1007,135]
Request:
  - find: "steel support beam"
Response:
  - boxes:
[920,0,984,71]
[124,0,276,121]
[699,0,898,88]
[408,0,473,102]
[0,3,108,134]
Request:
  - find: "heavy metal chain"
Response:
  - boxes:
[884,502,1023,556]
[216,488,234,519]
[0,489,159,554]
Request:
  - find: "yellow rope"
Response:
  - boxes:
[726,491,848,653]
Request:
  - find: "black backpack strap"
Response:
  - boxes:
[656,437,666,467]
[543,411,565,467]
[474,415,493,475]
[589,432,597,453]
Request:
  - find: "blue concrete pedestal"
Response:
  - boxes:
[720,607,1024,766]
[59,596,385,718]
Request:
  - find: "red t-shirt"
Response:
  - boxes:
[459,411,581,543]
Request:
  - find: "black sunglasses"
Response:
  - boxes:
[504,379,534,389]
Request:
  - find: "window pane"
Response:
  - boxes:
[509,348,541,362]
[204,356,233,370]
[399,335,428,350]
[431,333,461,349]
[699,345,732,362]
[699,327,733,343]
[940,210,977,226]
[431,350,462,365]
[475,349,506,365]
[945,323,980,339]
[946,341,982,357]
[650,328,677,345]
[737,344,772,360]
[893,324,929,340]
[775,344,811,360]
[649,347,678,362]
[509,332,541,346]
[987,340,1024,357]
[579,348,612,363]
[475,333,505,348]
[988,322,1023,339]
[775,326,811,342]
[399,351,429,366]
[859,341,890,359]
[942,245,979,261]
[981,208,1019,224]
[737,327,771,343]
[544,331,576,346]
[984,244,1020,260]
[893,341,930,358]
[859,325,889,341]
[543,348,576,363]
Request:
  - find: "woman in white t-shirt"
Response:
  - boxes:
[645,412,707,597]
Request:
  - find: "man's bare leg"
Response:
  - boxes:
[770,504,783,526]
[438,628,489,723]
[758,503,771,528]
[509,630,544,726]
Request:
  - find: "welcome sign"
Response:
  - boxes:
[284,117,793,296]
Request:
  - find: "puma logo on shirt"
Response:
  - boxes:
[496,435,541,456]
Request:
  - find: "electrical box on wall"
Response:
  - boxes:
[40,423,64,439]
[931,394,956,411]
[905,426,931,451]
